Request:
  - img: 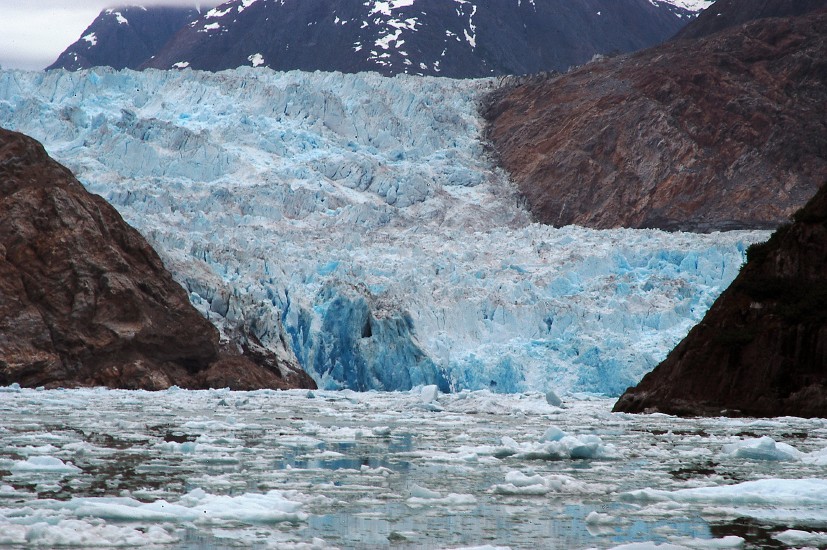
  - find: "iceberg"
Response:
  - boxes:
[0,67,768,394]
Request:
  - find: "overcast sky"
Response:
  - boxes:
[0,1,218,70]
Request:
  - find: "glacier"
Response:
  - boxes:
[0,67,768,395]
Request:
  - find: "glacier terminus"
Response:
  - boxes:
[0,67,767,396]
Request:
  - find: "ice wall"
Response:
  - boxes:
[0,67,768,395]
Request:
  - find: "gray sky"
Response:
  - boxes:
[0,1,218,70]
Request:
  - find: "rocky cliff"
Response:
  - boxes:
[614,182,827,418]
[0,128,315,390]
[483,8,827,231]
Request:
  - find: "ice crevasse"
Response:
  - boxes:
[0,67,768,395]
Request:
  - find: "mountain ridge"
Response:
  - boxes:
[46,6,204,71]
[49,0,708,78]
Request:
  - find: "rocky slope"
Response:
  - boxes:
[57,0,707,78]
[0,127,314,390]
[47,6,203,71]
[673,0,827,40]
[483,8,827,231]
[614,181,827,418]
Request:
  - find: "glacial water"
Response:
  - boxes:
[2,385,826,548]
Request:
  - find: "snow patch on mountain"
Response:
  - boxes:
[248,53,265,67]
[105,9,130,25]
[656,0,713,12]
[0,68,766,395]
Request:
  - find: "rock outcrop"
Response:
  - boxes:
[673,0,827,40]
[614,182,827,418]
[483,8,827,231]
[0,128,315,390]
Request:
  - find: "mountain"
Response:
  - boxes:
[482,8,827,231]
[0,127,314,391]
[134,0,705,77]
[614,181,827,418]
[0,68,763,395]
[674,0,827,40]
[46,5,203,71]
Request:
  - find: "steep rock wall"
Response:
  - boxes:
[614,182,827,417]
[483,10,827,231]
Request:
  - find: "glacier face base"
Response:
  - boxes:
[0,67,767,395]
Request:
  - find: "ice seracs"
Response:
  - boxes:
[0,67,768,395]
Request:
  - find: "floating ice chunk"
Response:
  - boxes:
[671,536,745,548]
[16,444,58,456]
[276,435,324,448]
[774,529,827,547]
[493,429,616,460]
[541,426,565,442]
[491,471,548,495]
[585,511,616,525]
[420,384,439,403]
[409,484,441,499]
[722,436,803,462]
[67,488,307,523]
[406,484,476,506]
[545,390,562,407]
[10,456,81,473]
[491,471,610,496]
[0,383,21,393]
[0,485,20,497]
[606,543,692,550]
[803,446,827,466]
[621,478,827,506]
[0,520,177,546]
[504,471,545,487]
[407,493,477,507]
[156,441,199,454]
[371,426,392,436]
[360,465,392,476]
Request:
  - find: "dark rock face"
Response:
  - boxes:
[140,0,693,77]
[483,9,827,231]
[673,0,827,40]
[614,182,827,418]
[46,6,201,71]
[0,128,315,391]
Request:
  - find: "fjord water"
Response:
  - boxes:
[2,67,812,548]
[0,68,766,395]
[2,386,827,548]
